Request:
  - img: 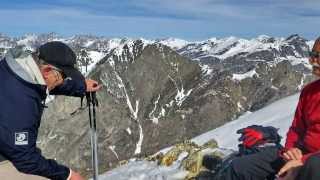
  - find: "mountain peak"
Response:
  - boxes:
[155,38,189,50]
[285,34,305,42]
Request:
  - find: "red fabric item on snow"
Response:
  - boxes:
[242,128,264,148]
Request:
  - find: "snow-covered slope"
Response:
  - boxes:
[82,51,106,76]
[193,93,299,149]
[99,93,300,180]
[179,35,311,60]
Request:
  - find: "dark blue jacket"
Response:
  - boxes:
[0,48,86,180]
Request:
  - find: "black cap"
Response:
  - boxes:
[38,41,84,81]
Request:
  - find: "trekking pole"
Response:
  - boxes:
[86,92,99,180]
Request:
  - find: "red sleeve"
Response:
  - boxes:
[285,91,306,149]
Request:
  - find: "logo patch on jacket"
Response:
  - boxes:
[15,132,28,145]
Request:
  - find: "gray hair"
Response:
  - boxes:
[31,50,48,66]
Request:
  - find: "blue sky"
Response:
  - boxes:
[1,0,320,40]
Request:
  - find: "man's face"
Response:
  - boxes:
[39,64,64,90]
[309,42,320,77]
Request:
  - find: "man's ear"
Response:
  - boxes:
[40,65,53,79]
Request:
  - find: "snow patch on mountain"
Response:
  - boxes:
[109,146,119,160]
[106,38,122,50]
[232,69,258,81]
[175,88,193,107]
[111,38,152,62]
[168,75,193,107]
[126,128,132,135]
[135,123,144,155]
[83,51,106,76]
[280,56,309,66]
[307,41,315,49]
[17,34,37,46]
[149,95,161,124]
[200,64,213,76]
[85,40,96,48]
[179,36,311,63]
[157,38,189,50]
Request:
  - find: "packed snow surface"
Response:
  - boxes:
[83,51,106,76]
[97,93,300,180]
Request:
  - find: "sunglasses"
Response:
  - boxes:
[309,51,320,58]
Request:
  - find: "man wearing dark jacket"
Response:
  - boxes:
[197,37,320,180]
[0,41,101,180]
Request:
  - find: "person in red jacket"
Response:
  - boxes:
[277,37,320,179]
[197,37,320,180]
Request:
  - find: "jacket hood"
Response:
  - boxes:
[4,47,46,86]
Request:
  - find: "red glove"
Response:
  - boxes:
[238,128,265,148]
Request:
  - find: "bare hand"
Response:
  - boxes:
[277,168,300,180]
[282,148,303,161]
[277,159,303,178]
[70,170,86,180]
[85,79,102,92]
